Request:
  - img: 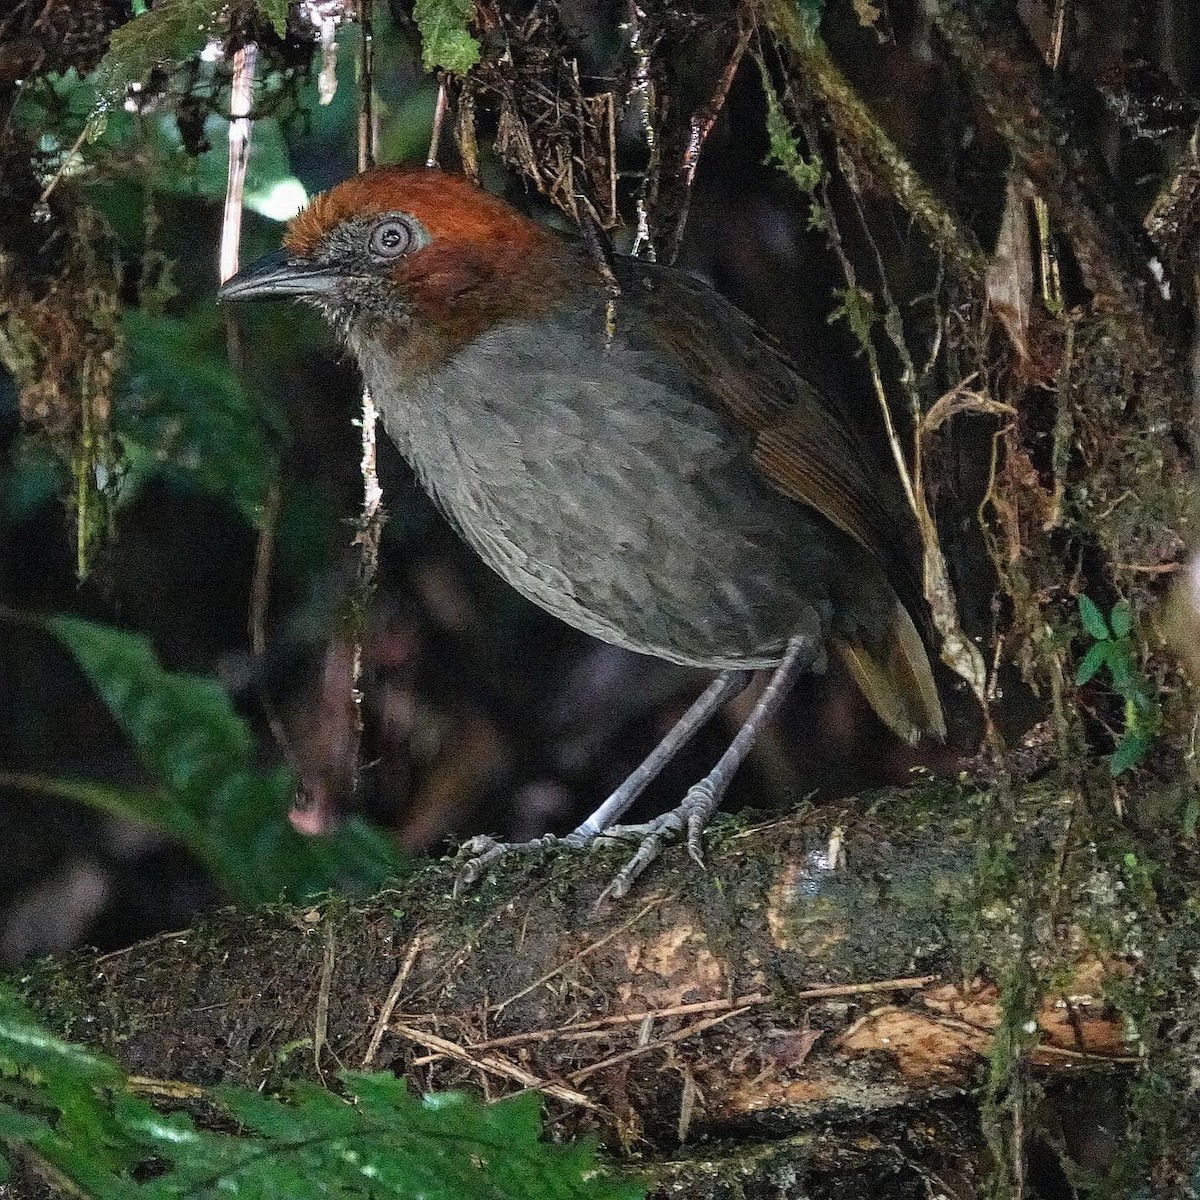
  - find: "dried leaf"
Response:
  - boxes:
[985,177,1035,363]
[852,0,882,28]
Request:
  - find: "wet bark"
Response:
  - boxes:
[21,791,1140,1198]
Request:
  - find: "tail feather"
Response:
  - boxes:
[832,597,946,745]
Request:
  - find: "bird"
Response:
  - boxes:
[220,165,945,900]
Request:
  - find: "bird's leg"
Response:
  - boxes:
[598,634,814,903]
[568,670,751,839]
[454,670,750,892]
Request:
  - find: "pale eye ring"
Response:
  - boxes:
[368,217,414,259]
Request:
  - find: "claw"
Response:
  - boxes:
[595,780,722,901]
[453,831,575,895]
[454,834,522,895]
[456,777,726,902]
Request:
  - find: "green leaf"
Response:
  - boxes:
[258,0,292,37]
[49,616,249,798]
[1078,594,1110,641]
[0,991,118,1089]
[1106,646,1138,696]
[1109,599,1133,639]
[1074,640,1109,686]
[43,615,402,901]
[413,0,481,74]
[118,308,284,525]
[829,285,876,347]
[1111,730,1152,775]
[0,986,646,1199]
[97,0,229,99]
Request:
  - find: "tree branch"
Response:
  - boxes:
[21,793,1138,1196]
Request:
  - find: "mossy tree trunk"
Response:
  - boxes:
[19,794,1149,1199]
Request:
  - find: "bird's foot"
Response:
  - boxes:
[453,830,593,896]
[594,779,720,903]
[454,779,724,902]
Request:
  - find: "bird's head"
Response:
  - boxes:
[220,167,584,363]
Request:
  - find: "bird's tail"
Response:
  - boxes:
[832,595,946,745]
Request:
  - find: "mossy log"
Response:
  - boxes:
[19,787,1145,1198]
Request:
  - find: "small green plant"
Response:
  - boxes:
[0,985,642,1199]
[0,610,403,902]
[1075,595,1158,774]
[413,0,482,74]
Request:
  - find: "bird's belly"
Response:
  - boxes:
[423,447,830,671]
[371,333,838,670]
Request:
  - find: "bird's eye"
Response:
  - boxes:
[368,217,414,259]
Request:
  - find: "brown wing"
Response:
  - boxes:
[621,261,920,605]
[617,259,944,743]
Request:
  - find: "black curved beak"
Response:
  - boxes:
[218,247,342,302]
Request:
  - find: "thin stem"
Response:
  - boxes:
[426,77,448,167]
[350,0,384,796]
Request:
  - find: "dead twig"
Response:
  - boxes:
[127,1075,207,1101]
[313,922,336,1083]
[412,992,773,1064]
[411,977,938,1066]
[387,1023,596,1108]
[426,76,448,168]
[666,12,754,265]
[362,934,426,1068]
[348,0,385,799]
[568,1005,752,1084]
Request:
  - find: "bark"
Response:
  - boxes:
[22,791,1144,1199]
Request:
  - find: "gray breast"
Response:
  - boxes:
[359,313,837,670]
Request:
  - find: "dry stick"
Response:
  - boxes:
[38,121,91,206]
[218,44,301,772]
[313,922,336,1083]
[844,147,986,698]
[127,1076,207,1101]
[214,44,296,775]
[1030,0,1066,319]
[665,12,753,266]
[815,126,989,718]
[248,479,281,658]
[412,993,772,1064]
[246,478,309,781]
[218,44,258,288]
[454,81,480,183]
[388,1024,596,1109]
[357,0,377,171]
[362,934,425,1067]
[410,976,938,1066]
[426,77,448,168]
[1043,322,1077,532]
[568,1006,751,1084]
[349,0,385,795]
[626,0,658,259]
